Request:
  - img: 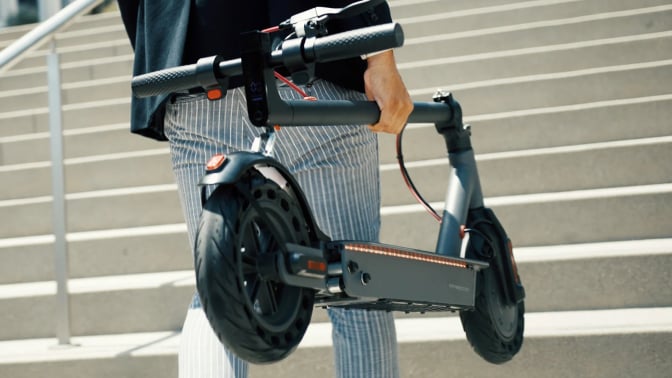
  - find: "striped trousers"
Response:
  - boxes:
[163,80,399,378]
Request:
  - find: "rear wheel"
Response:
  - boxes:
[459,224,524,364]
[194,171,315,363]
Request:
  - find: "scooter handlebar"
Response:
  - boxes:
[131,63,198,98]
[131,23,403,98]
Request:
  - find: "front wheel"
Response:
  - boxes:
[194,171,315,363]
[459,224,524,364]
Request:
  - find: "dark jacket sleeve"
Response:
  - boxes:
[117,1,191,141]
[117,0,139,48]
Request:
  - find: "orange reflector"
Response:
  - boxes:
[206,88,223,100]
[273,125,282,131]
[303,96,317,101]
[206,154,226,171]
[307,260,327,272]
[344,243,467,269]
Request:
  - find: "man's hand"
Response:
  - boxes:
[364,50,413,134]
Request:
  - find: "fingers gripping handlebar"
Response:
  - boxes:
[131,23,404,99]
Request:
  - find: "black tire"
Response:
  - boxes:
[194,171,315,363]
[459,231,525,364]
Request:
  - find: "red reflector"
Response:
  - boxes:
[206,88,223,100]
[507,240,521,284]
[206,154,226,171]
[307,260,326,272]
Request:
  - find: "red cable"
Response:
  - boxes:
[273,71,317,101]
[262,24,317,101]
[396,133,442,222]
[261,25,280,33]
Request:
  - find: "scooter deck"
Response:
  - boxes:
[325,242,488,311]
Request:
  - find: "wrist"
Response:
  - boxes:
[360,48,392,60]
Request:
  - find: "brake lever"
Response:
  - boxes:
[334,0,386,19]
[282,0,386,37]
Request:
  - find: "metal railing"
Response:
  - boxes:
[0,0,103,72]
[0,0,104,345]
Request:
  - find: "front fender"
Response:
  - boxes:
[199,151,279,187]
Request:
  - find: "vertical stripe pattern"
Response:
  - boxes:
[164,80,398,378]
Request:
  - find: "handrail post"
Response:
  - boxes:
[46,37,72,346]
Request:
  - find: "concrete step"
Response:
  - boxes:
[0,10,121,46]
[57,24,128,50]
[389,0,553,19]
[4,33,671,115]
[0,190,667,284]
[261,308,672,378]
[512,238,672,312]
[0,307,670,378]
[0,75,130,113]
[0,97,130,137]
[1,155,669,248]
[3,132,669,209]
[0,270,194,340]
[10,39,132,71]
[0,54,133,90]
[378,94,672,163]
[381,183,672,249]
[0,149,173,200]
[3,30,670,114]
[1,92,669,170]
[0,23,35,45]
[381,136,672,204]
[1,56,668,139]
[4,123,669,196]
[393,0,672,37]
[0,185,183,239]
[0,224,191,284]
[0,237,670,339]
[416,60,672,115]
[0,224,669,339]
[3,0,664,88]
[399,31,672,89]
[2,0,668,94]
[1,156,670,243]
[396,5,672,62]
[0,123,157,167]
[56,11,124,34]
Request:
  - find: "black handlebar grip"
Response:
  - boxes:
[132,64,198,98]
[308,22,404,63]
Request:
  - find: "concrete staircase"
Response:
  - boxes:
[0,0,670,376]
